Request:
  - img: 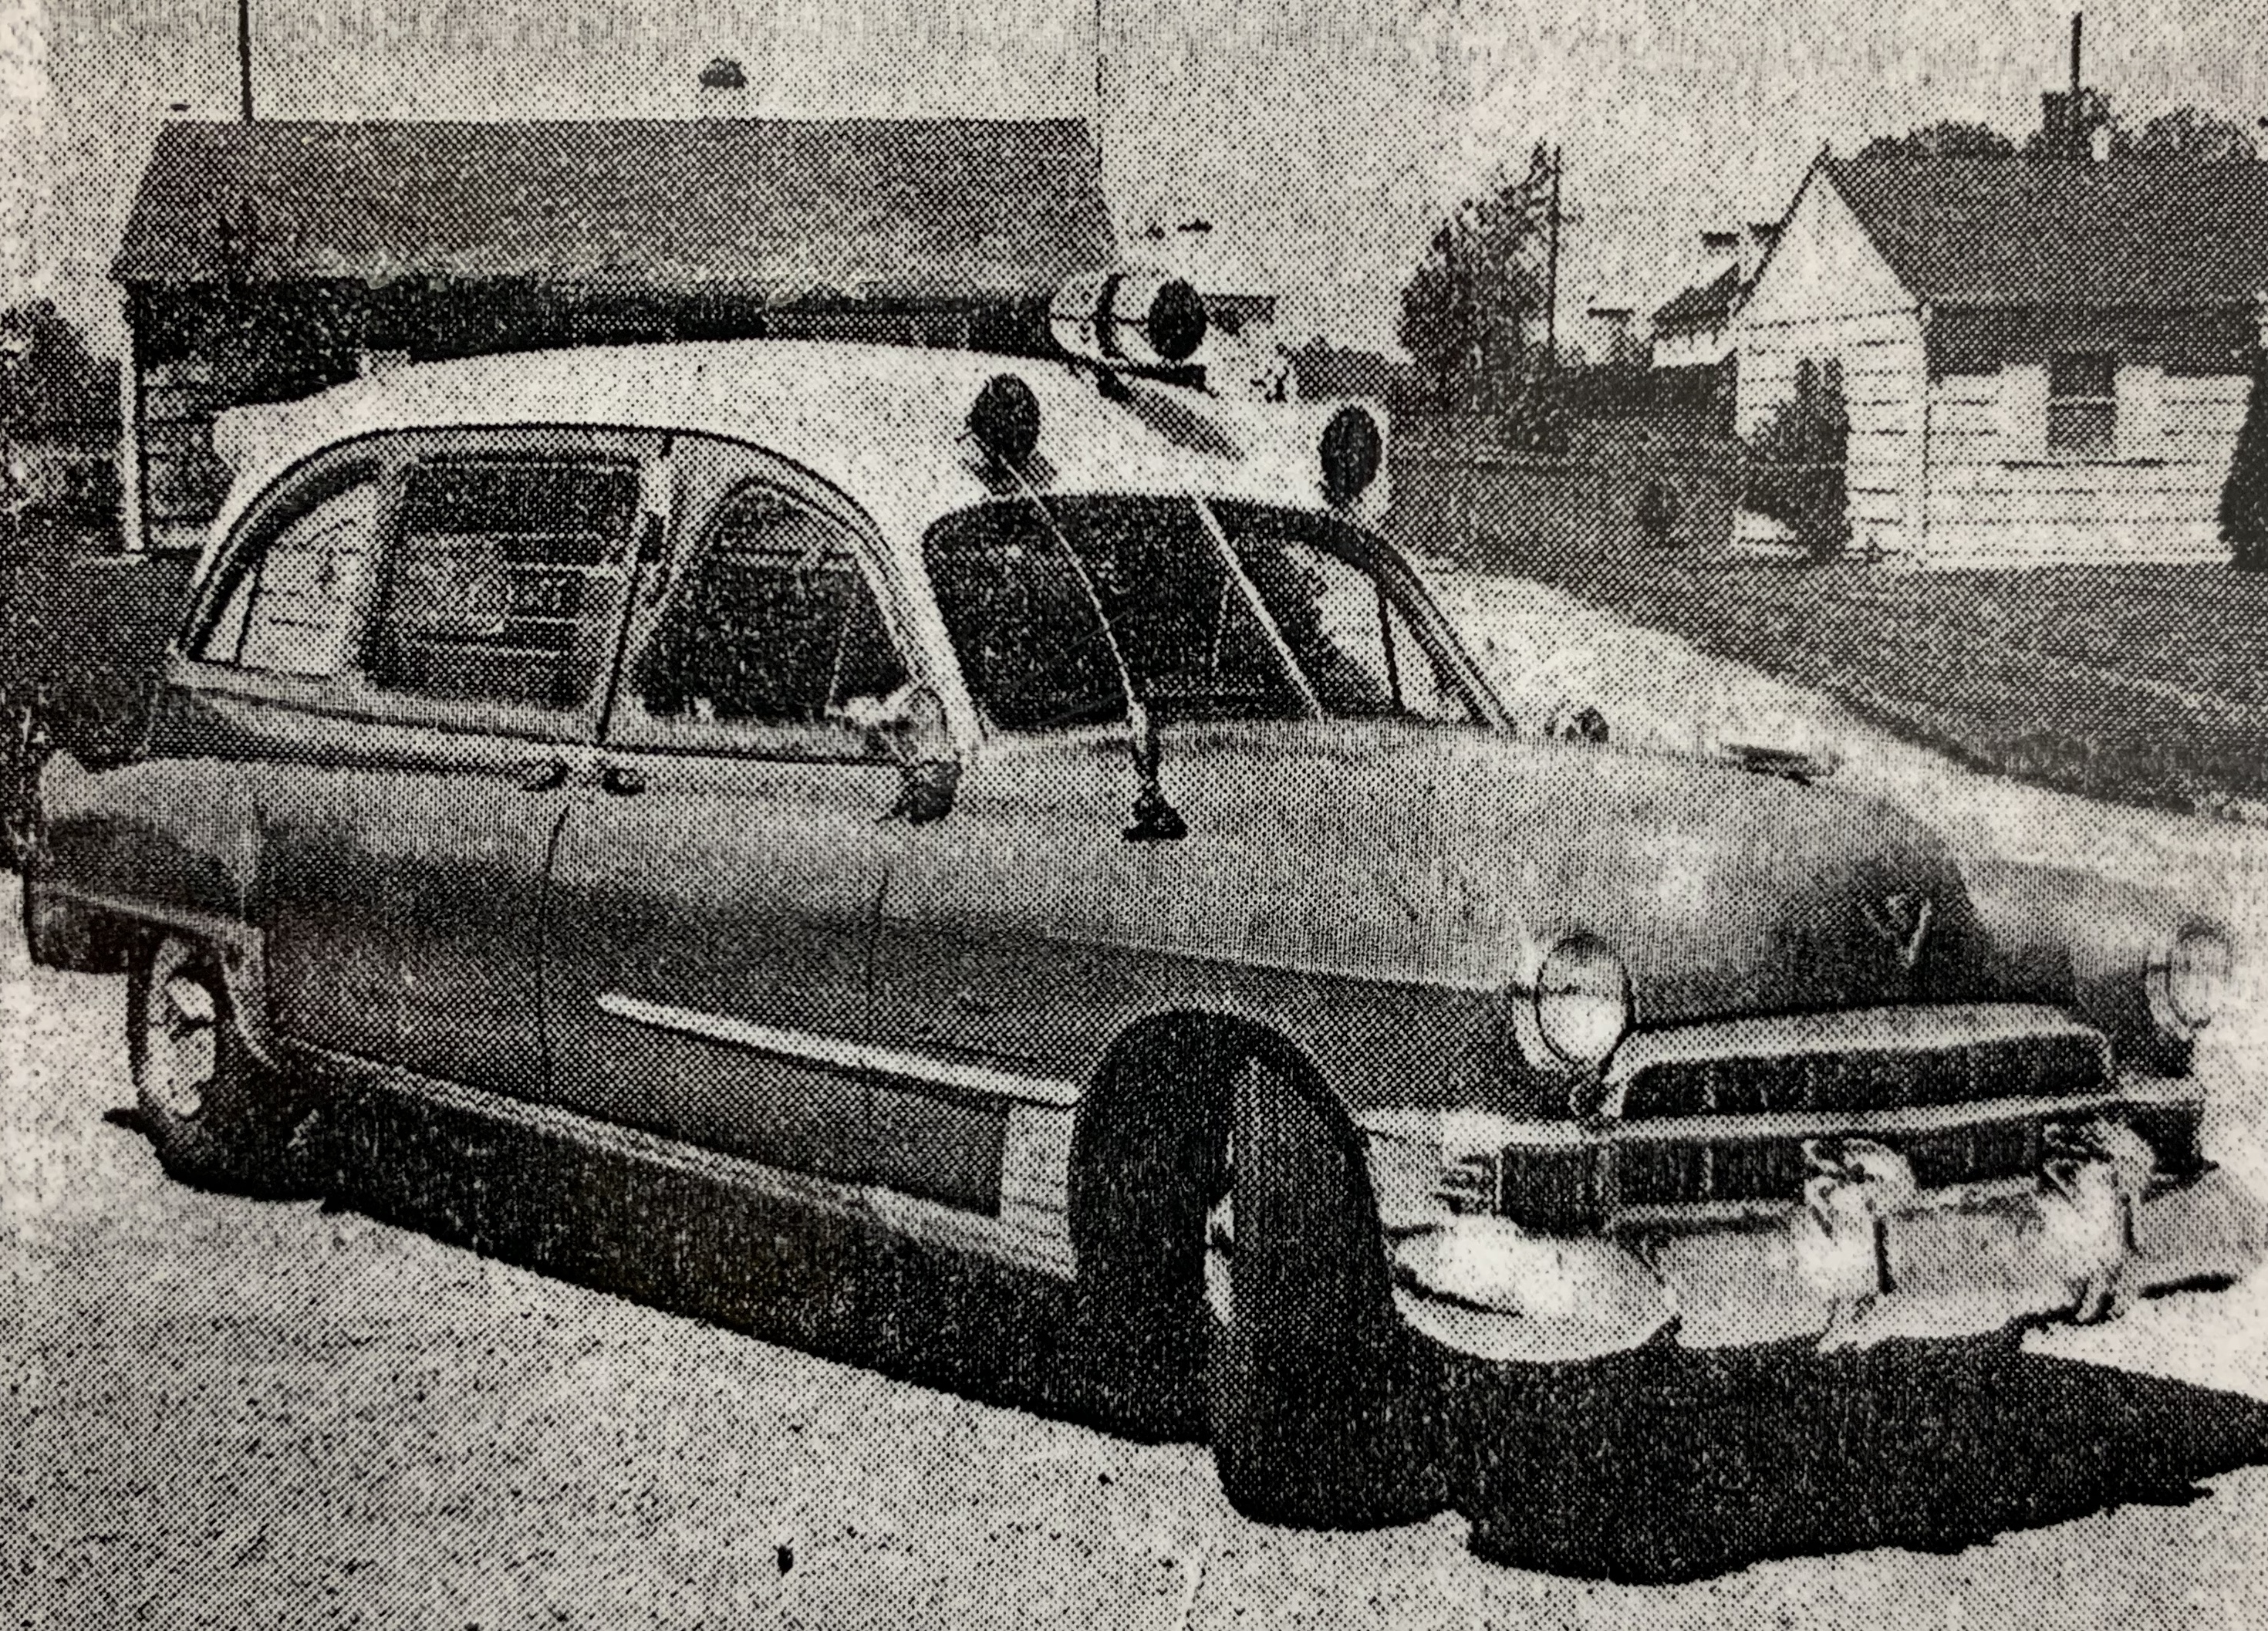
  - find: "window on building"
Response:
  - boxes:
[195,460,382,677]
[367,455,640,711]
[2047,353,2118,455]
[628,485,908,752]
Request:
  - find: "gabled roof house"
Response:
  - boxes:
[1733,150,2268,563]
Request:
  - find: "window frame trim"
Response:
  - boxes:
[2044,351,2121,458]
[602,441,935,765]
[345,427,654,745]
[176,425,664,745]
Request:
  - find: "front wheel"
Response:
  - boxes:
[128,932,302,1196]
[1204,1058,1437,1525]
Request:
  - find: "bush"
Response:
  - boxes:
[1743,358,1849,560]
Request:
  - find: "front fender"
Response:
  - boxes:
[1958,854,2213,1076]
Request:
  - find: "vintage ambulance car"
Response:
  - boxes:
[19,279,2266,1514]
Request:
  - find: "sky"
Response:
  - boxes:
[3,0,2266,360]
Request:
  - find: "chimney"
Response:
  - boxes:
[2039,15,2111,162]
[697,56,749,119]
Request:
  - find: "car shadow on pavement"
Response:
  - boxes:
[1448,1339,2268,1584]
[309,1086,2268,1578]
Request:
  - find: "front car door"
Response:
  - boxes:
[541,440,920,1189]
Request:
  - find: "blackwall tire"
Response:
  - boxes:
[1071,1037,1228,1438]
[1204,1059,1429,1526]
[128,932,302,1197]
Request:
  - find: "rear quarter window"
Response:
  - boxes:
[192,458,383,677]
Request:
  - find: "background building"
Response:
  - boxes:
[1734,146,2268,564]
[109,117,1114,552]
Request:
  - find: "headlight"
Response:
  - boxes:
[1534,935,1631,1068]
[2154,922,2233,1038]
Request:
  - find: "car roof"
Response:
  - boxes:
[205,339,1379,579]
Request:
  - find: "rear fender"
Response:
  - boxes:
[26,753,265,993]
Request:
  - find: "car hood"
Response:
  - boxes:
[1049,719,2008,1025]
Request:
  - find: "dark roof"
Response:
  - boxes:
[1652,263,1743,329]
[1824,153,2268,309]
[113,119,1115,301]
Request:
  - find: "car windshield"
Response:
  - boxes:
[922,496,1483,731]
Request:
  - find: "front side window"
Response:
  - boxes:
[1216,504,1477,725]
[367,456,640,711]
[195,460,382,677]
[626,485,908,753]
[2047,353,2117,455]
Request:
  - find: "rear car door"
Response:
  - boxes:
[541,442,919,1188]
[198,428,653,1094]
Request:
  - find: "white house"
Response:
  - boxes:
[1734,148,2268,564]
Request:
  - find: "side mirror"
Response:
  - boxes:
[844,684,961,824]
[1123,701,1186,843]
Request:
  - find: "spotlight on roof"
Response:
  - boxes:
[1049,272,1208,373]
[1319,406,1383,508]
[968,373,1042,468]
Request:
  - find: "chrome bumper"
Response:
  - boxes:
[1385,1156,2268,1366]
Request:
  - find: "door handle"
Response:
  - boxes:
[596,761,648,797]
[516,755,571,792]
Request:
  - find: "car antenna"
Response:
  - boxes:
[964,375,1185,842]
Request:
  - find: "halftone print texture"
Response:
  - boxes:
[8,5,2268,1628]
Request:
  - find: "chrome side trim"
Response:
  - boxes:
[593,992,1084,1109]
[292,1045,1077,1281]
[1603,1003,2110,1118]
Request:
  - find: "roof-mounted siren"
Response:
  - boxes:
[1049,272,1209,375]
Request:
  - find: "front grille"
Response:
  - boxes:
[1615,1118,2046,1208]
[1608,1102,2202,1211]
[1618,1031,2108,1119]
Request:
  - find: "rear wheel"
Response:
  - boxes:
[129,932,302,1196]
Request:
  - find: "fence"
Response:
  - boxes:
[1386,417,1743,569]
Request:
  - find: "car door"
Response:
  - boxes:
[540,442,921,1190]
[233,427,653,1095]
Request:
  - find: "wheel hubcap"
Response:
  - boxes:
[144,943,217,1122]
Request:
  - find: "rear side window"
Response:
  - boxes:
[625,485,908,754]
[367,457,640,711]
[195,461,381,676]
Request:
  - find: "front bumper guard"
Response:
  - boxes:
[1388,1131,2268,1366]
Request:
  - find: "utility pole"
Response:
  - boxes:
[237,0,255,121]
[1544,146,1562,367]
